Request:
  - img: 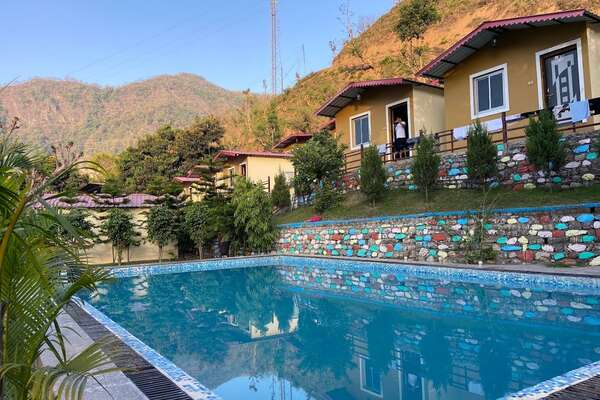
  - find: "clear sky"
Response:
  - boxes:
[2,0,394,92]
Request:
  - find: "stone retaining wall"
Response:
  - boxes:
[342,131,599,191]
[277,204,600,266]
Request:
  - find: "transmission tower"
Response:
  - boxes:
[271,0,278,96]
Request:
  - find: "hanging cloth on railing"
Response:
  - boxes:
[570,99,590,123]
[483,118,503,132]
[377,143,387,155]
[452,125,469,140]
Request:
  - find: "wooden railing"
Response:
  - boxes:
[215,172,271,193]
[343,97,600,173]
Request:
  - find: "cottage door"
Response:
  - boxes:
[541,45,581,112]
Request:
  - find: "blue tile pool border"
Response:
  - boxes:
[112,255,600,294]
[277,202,600,229]
[78,299,221,400]
[101,255,600,400]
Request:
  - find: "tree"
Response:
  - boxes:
[394,0,440,68]
[146,205,178,262]
[360,146,387,206]
[466,122,497,190]
[253,100,282,150]
[0,118,117,398]
[183,202,210,258]
[394,0,440,43]
[292,130,345,204]
[174,115,224,173]
[525,110,566,182]
[231,179,277,254]
[412,135,440,202]
[101,208,137,265]
[271,172,291,210]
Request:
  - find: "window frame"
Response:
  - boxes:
[469,63,509,119]
[349,111,372,150]
[359,357,384,398]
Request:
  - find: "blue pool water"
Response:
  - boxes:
[82,264,600,400]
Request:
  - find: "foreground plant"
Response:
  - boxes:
[0,118,117,399]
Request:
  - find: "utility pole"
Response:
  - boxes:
[270,0,278,96]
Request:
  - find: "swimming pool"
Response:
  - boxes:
[80,257,600,400]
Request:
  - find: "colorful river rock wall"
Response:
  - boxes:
[342,132,599,191]
[277,204,600,266]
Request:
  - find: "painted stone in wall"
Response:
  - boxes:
[343,132,599,191]
[278,205,600,266]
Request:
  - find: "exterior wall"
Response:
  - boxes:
[333,85,444,151]
[443,23,594,130]
[412,85,446,135]
[83,208,177,265]
[341,131,599,192]
[246,156,294,188]
[278,204,600,266]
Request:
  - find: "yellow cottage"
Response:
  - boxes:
[315,77,445,170]
[418,9,600,131]
[214,150,294,192]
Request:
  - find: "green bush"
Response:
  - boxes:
[394,0,440,42]
[183,202,210,257]
[412,135,440,202]
[525,110,566,180]
[360,146,387,206]
[101,208,137,265]
[147,205,179,262]
[271,172,291,210]
[292,130,345,202]
[314,182,341,214]
[231,179,277,254]
[466,121,497,190]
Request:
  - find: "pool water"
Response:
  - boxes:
[82,265,600,400]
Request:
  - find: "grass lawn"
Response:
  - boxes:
[274,184,600,225]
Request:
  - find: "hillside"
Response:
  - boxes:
[0,73,244,154]
[278,0,600,129]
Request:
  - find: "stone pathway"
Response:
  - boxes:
[41,312,148,400]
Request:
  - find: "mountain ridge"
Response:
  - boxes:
[0,73,245,154]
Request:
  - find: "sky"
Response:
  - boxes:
[2,0,395,92]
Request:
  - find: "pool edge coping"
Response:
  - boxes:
[78,299,220,400]
[95,255,600,400]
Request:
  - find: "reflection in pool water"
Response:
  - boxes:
[81,266,600,400]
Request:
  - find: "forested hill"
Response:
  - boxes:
[277,0,600,131]
[0,73,244,155]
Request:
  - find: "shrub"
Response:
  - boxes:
[314,182,341,214]
[394,0,440,42]
[147,205,179,262]
[360,146,387,206]
[525,110,566,180]
[271,172,291,210]
[466,121,497,190]
[412,135,440,202]
[292,130,345,202]
[231,179,277,254]
[101,208,137,264]
[183,202,210,258]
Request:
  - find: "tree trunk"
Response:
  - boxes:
[158,246,163,263]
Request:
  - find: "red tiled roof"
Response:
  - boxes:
[214,149,293,161]
[273,132,313,149]
[315,77,442,118]
[44,193,160,209]
[418,9,600,80]
[174,176,201,184]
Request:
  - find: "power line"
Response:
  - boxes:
[271,0,278,95]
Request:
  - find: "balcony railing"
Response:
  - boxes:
[215,172,271,193]
[343,97,600,174]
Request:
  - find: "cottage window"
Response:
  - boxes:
[351,113,371,148]
[470,64,509,119]
[360,358,383,396]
